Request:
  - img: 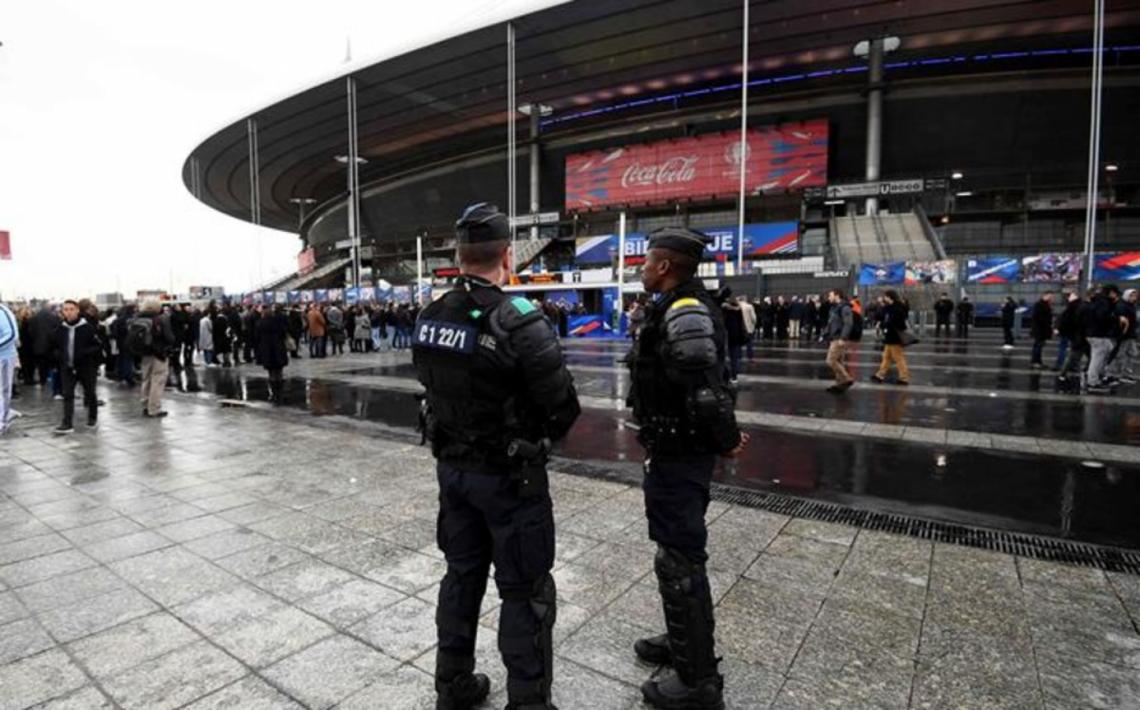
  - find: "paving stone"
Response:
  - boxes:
[297,578,407,628]
[111,547,238,607]
[0,590,29,626]
[154,514,236,543]
[912,624,1040,709]
[773,659,913,709]
[59,517,144,547]
[788,599,920,680]
[336,666,437,710]
[21,567,126,617]
[172,584,288,637]
[552,561,646,613]
[36,586,158,643]
[211,606,334,668]
[81,530,173,563]
[254,559,358,602]
[216,501,293,526]
[182,527,271,560]
[182,675,305,709]
[1018,558,1112,595]
[376,517,438,551]
[125,502,209,528]
[0,549,96,588]
[33,685,115,709]
[67,612,201,679]
[263,634,399,708]
[0,617,55,665]
[781,518,858,547]
[0,533,72,566]
[558,615,658,686]
[0,648,88,709]
[363,549,449,595]
[214,541,312,579]
[722,657,785,710]
[101,640,247,710]
[1036,649,1140,709]
[716,601,813,673]
[350,596,438,662]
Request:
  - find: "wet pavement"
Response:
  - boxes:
[176,330,1140,550]
[1,373,1139,708]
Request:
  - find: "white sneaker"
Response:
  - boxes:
[52,394,64,401]
[1001,345,1014,351]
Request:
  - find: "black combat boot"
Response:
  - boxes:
[634,633,672,665]
[641,546,724,710]
[435,652,490,710]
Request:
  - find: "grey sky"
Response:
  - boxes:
[0,0,559,301]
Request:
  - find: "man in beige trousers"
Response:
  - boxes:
[134,301,176,418]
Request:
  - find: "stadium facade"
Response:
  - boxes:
[183,0,1140,312]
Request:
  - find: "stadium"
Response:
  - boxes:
[182,0,1140,318]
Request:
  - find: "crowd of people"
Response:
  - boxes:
[0,298,435,436]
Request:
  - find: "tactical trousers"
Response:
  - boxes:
[435,462,556,702]
[642,453,715,566]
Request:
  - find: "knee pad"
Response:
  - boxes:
[654,545,700,593]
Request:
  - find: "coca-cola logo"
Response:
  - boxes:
[621,156,699,188]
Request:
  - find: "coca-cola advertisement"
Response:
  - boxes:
[565,120,828,211]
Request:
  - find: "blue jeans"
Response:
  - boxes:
[1054,337,1070,369]
[117,352,136,385]
[1031,339,1046,365]
[728,345,742,379]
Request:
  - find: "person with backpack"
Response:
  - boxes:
[871,289,911,385]
[825,289,857,393]
[131,300,176,418]
[51,300,104,434]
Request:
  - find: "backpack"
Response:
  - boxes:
[126,317,156,356]
[849,308,864,342]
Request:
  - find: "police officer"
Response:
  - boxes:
[413,203,580,710]
[625,227,748,710]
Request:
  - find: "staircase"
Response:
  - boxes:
[831,211,938,268]
[265,256,353,292]
[513,238,553,273]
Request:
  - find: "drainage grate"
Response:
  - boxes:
[710,484,1140,575]
[551,458,1140,575]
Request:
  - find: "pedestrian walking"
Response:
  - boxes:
[825,289,856,393]
[133,300,176,418]
[256,304,290,404]
[1030,292,1055,368]
[872,289,911,385]
[956,297,974,338]
[1000,297,1017,349]
[52,300,103,434]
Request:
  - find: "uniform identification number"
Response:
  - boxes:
[414,320,476,354]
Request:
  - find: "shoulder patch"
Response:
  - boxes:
[510,297,537,315]
[670,297,701,310]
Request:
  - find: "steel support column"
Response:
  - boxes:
[507,22,517,273]
[246,118,263,288]
[346,76,362,289]
[864,39,885,216]
[1083,0,1106,290]
[529,109,540,241]
[735,0,750,275]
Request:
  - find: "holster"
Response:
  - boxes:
[506,438,551,498]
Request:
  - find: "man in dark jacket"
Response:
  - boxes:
[1029,292,1055,368]
[825,289,855,393]
[1054,292,1081,371]
[256,305,290,404]
[872,290,910,385]
[934,294,954,338]
[1085,285,1122,392]
[137,300,177,417]
[52,300,102,434]
[231,306,247,365]
[29,304,60,386]
[1000,298,1017,349]
[956,297,974,338]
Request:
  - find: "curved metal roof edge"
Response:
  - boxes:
[184,0,569,165]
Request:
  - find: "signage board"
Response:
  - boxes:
[565,120,827,210]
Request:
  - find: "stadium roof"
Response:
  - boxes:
[183,0,1140,234]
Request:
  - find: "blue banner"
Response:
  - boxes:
[966,257,1021,284]
[287,290,301,304]
[858,262,906,286]
[567,315,606,337]
[574,221,799,265]
[345,287,360,305]
[1094,252,1140,282]
[314,289,328,303]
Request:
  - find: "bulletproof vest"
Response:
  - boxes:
[627,282,725,435]
[412,281,521,469]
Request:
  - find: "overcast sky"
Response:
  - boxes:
[0,0,559,301]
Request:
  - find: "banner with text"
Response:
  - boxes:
[565,121,827,210]
[967,257,1021,284]
[574,221,799,265]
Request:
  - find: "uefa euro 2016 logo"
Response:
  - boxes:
[725,140,751,166]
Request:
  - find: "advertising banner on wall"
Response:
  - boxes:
[314,289,328,303]
[392,286,411,303]
[565,120,828,210]
[287,291,302,304]
[1094,252,1140,282]
[1021,254,1082,283]
[858,262,906,286]
[905,260,957,285]
[300,290,314,303]
[574,221,799,265]
[966,257,1021,284]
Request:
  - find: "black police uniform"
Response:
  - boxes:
[625,228,742,710]
[413,203,580,710]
